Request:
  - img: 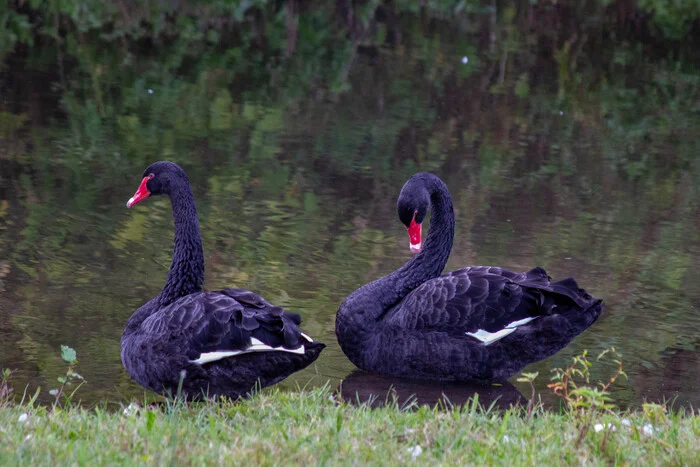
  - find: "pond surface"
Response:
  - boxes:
[1,11,699,409]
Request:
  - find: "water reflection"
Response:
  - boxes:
[1,4,699,408]
[634,344,700,410]
[339,371,525,409]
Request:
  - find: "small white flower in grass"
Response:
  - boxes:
[461,56,469,64]
[642,423,656,436]
[594,423,616,433]
[621,418,632,427]
[503,435,511,443]
[148,89,154,94]
[123,402,140,416]
[407,445,422,459]
[24,434,32,442]
[18,413,29,423]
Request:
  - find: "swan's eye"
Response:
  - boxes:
[148,173,155,179]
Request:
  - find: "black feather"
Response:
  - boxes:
[121,162,325,400]
[336,173,603,382]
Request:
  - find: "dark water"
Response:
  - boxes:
[1,12,699,410]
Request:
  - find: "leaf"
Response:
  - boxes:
[517,372,539,383]
[146,410,156,431]
[61,345,77,363]
[335,410,343,433]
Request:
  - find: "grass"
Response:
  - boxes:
[0,385,699,466]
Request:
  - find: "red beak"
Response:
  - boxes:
[126,177,151,208]
[407,213,422,254]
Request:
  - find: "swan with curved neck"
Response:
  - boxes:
[336,172,603,381]
[121,161,324,400]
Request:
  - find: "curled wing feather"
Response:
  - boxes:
[140,288,309,361]
[385,266,575,334]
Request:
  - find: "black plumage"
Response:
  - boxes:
[121,162,324,400]
[336,172,603,381]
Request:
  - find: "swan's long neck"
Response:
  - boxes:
[336,174,454,350]
[391,175,454,297]
[158,181,204,306]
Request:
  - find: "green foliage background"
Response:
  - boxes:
[0,0,698,407]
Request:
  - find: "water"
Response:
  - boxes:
[1,13,699,409]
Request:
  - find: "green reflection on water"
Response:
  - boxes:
[1,5,699,408]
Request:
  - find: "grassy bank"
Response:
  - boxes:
[0,386,698,466]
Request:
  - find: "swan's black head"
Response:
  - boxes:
[126,161,188,207]
[397,173,431,254]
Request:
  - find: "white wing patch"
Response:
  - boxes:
[300,332,314,343]
[466,328,518,346]
[191,337,305,365]
[505,317,538,328]
[466,317,538,346]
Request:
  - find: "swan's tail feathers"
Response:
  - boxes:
[305,340,326,354]
[524,267,550,282]
[300,339,326,364]
[548,274,605,327]
[579,297,604,329]
[560,295,605,334]
[549,277,593,308]
[517,268,591,306]
[516,268,603,322]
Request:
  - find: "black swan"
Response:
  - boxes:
[121,161,325,399]
[336,172,603,381]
